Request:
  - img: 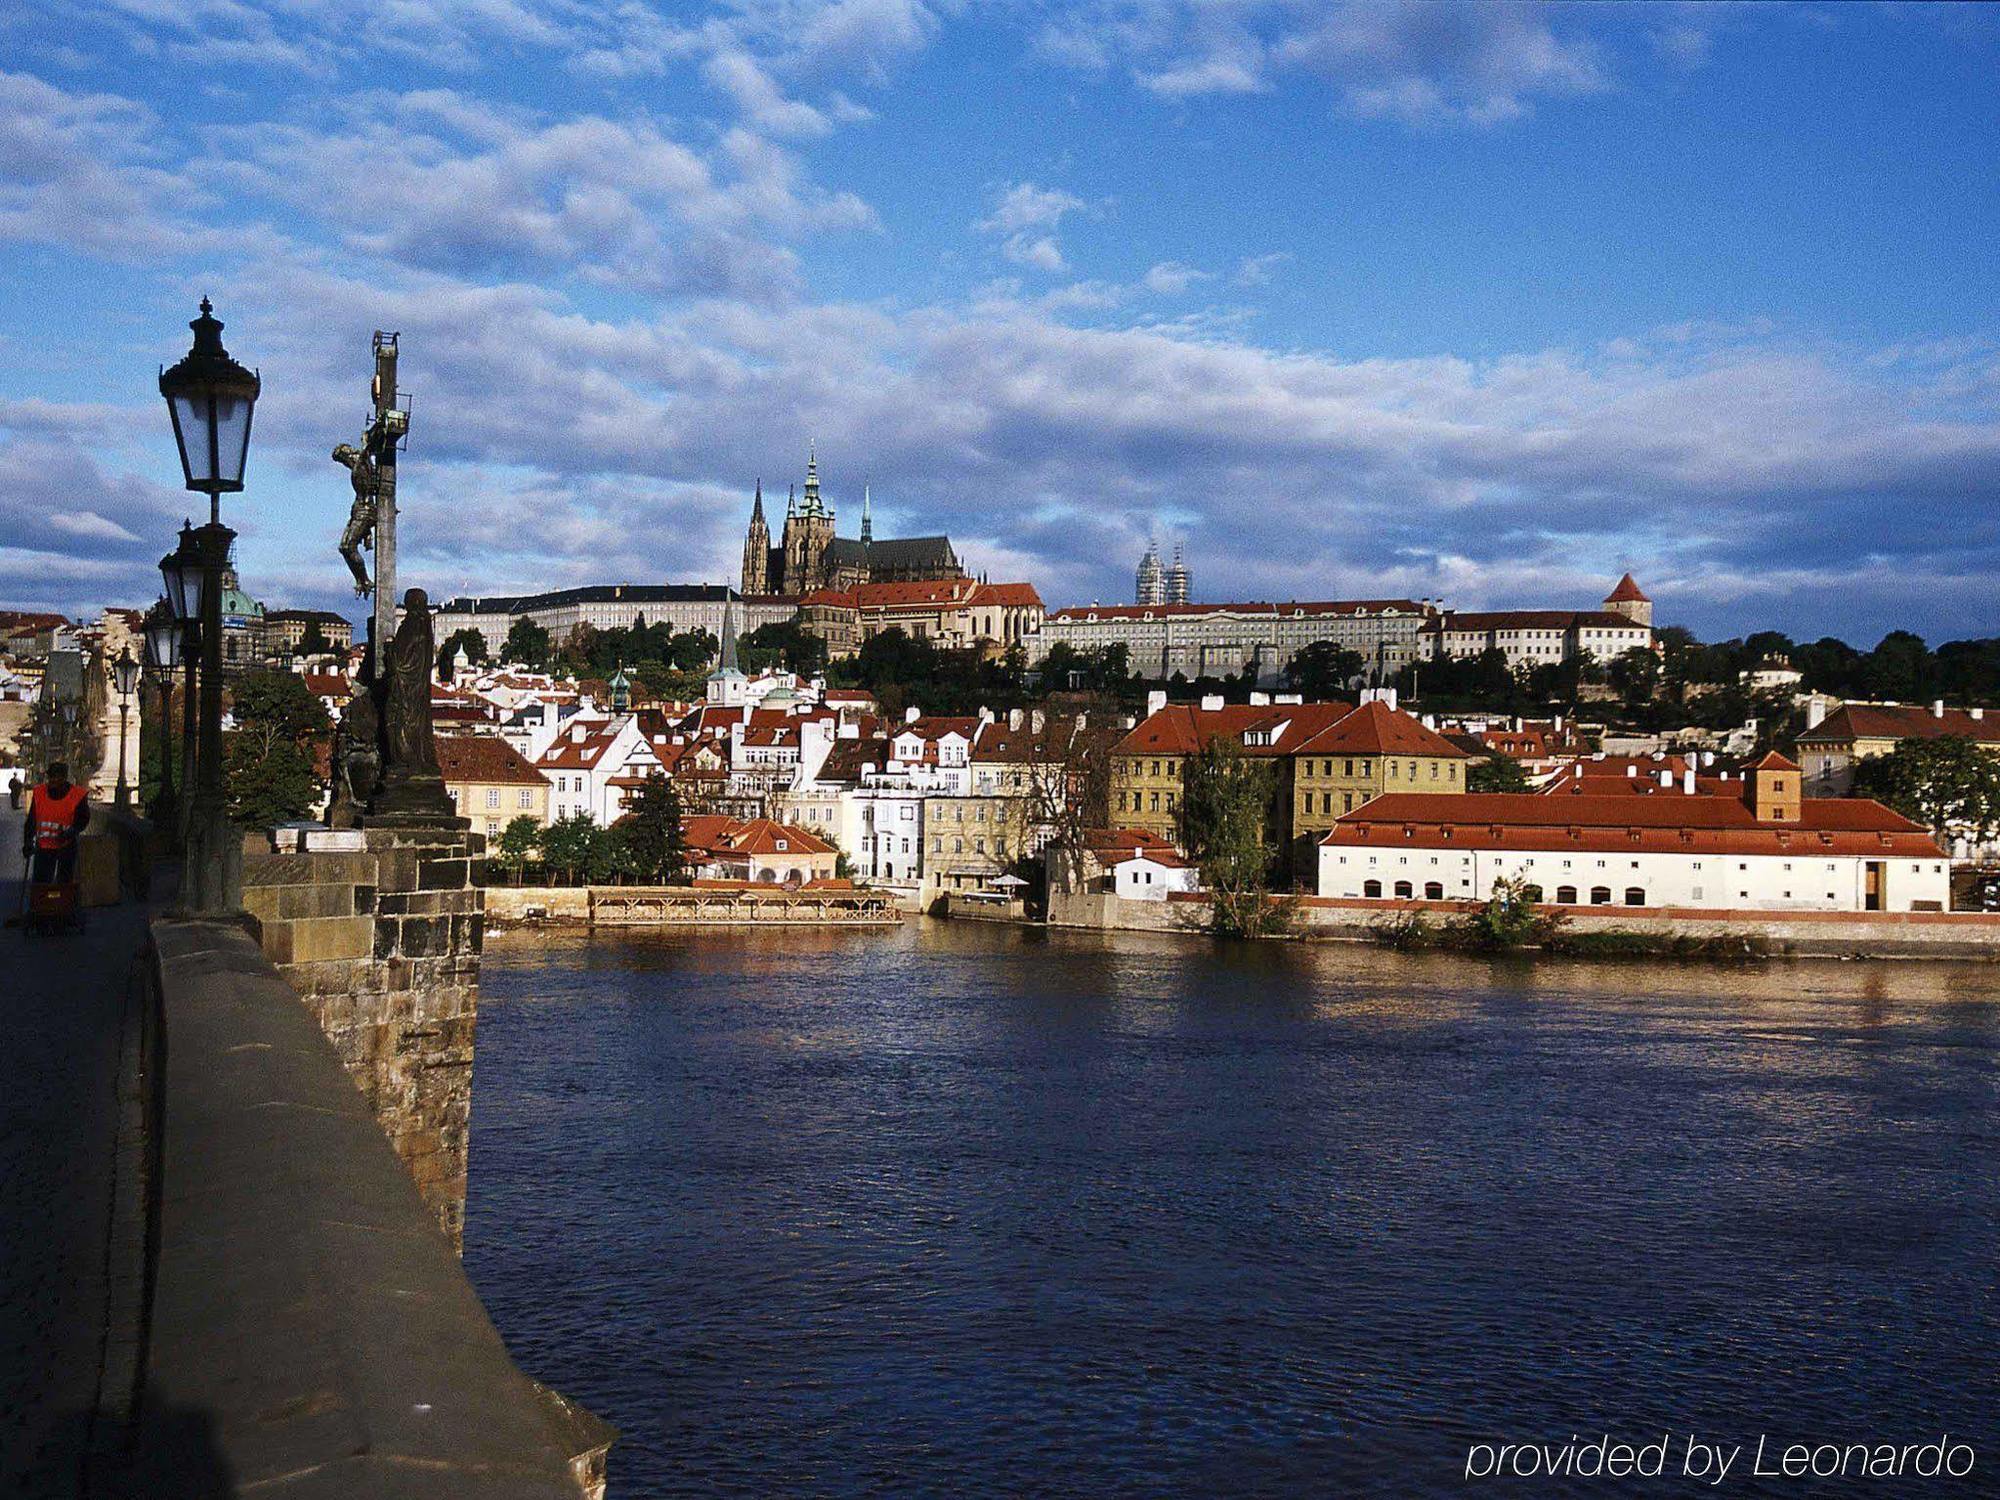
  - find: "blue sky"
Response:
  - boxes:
[2,0,1997,645]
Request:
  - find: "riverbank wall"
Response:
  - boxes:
[489,883,902,927]
[1047,888,2000,959]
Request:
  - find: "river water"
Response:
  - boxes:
[465,922,2000,1497]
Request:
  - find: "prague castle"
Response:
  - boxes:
[741,449,963,596]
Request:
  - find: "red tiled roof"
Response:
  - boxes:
[1114,700,1353,757]
[1322,792,1941,858]
[435,735,549,786]
[856,579,978,609]
[799,588,858,608]
[1049,599,1422,623]
[1752,750,1801,771]
[683,814,835,857]
[1295,701,1468,759]
[1796,704,2000,747]
[968,582,1044,609]
[1604,573,1650,603]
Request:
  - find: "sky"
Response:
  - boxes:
[2,0,1997,646]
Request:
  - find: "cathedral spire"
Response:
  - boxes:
[801,442,827,517]
[861,483,872,544]
[750,478,764,524]
[787,483,796,519]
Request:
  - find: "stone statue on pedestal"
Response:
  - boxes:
[368,588,459,826]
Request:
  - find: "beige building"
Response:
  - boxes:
[1796,701,2000,796]
[1419,576,1654,670]
[436,735,550,838]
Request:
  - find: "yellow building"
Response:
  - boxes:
[1286,700,1469,874]
[1110,698,1354,847]
[436,735,550,839]
[1795,702,2000,796]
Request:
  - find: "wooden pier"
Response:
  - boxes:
[588,885,901,927]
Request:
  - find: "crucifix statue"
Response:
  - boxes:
[327,332,459,827]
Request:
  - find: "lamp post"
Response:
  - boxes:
[143,600,182,833]
[160,298,259,914]
[112,647,140,808]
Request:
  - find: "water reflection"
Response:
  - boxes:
[465,922,2000,1498]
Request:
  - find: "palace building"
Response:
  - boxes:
[740,449,964,597]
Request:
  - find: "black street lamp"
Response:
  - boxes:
[143,599,182,833]
[160,298,260,914]
[112,647,140,808]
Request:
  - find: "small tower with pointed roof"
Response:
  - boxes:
[1166,543,1191,606]
[608,665,632,714]
[783,445,836,591]
[1604,572,1652,628]
[861,483,873,546]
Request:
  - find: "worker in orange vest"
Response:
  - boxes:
[23,760,90,888]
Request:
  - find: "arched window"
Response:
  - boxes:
[1393,880,1414,899]
[1590,886,1612,905]
[1556,885,1578,905]
[1424,881,1444,900]
[1624,887,1646,906]
[1363,879,1383,898]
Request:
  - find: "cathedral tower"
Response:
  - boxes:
[782,444,836,592]
[1166,543,1190,605]
[1135,540,1165,605]
[741,480,770,594]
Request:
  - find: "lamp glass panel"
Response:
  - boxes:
[145,616,180,671]
[172,394,212,484]
[212,394,252,485]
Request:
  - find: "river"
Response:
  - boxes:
[464,922,2000,1497]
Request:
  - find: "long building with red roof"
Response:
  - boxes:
[1316,754,1949,913]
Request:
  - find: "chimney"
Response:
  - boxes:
[1248,690,1271,706]
[1933,700,1946,718]
[1626,765,1637,778]
[905,705,921,724]
[1146,689,1168,718]
[1031,709,1046,733]
[1200,694,1225,711]
[1009,707,1024,731]
[1973,708,1986,722]
[978,707,994,726]
[1701,750,1715,767]
[1683,768,1696,795]
[1805,697,1828,731]
[1659,770,1673,788]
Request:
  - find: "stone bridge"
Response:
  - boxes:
[0,806,614,1497]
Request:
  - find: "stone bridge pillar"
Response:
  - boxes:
[242,825,484,1249]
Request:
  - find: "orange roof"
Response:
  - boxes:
[1295,701,1468,759]
[799,588,858,608]
[1604,572,1650,603]
[1322,792,1941,858]
[1115,700,1353,757]
[1752,750,1801,772]
[683,814,835,857]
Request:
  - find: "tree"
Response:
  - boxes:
[503,616,552,671]
[493,816,542,881]
[621,774,689,884]
[1284,642,1366,701]
[538,811,600,885]
[1468,755,1532,793]
[1177,738,1293,937]
[1608,646,1660,705]
[298,620,330,658]
[1851,736,2000,848]
[225,670,332,827]
[740,618,827,677]
[436,628,490,682]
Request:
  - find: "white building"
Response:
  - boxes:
[434,584,794,659]
[1317,754,1950,914]
[1027,598,1435,687]
[1418,575,1654,670]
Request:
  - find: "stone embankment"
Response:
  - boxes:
[1047,888,2000,959]
[488,883,901,927]
[134,918,612,1497]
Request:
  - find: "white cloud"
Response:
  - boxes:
[1141,261,1209,295]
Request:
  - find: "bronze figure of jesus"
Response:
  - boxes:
[333,438,381,595]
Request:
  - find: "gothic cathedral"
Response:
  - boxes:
[741,449,965,596]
